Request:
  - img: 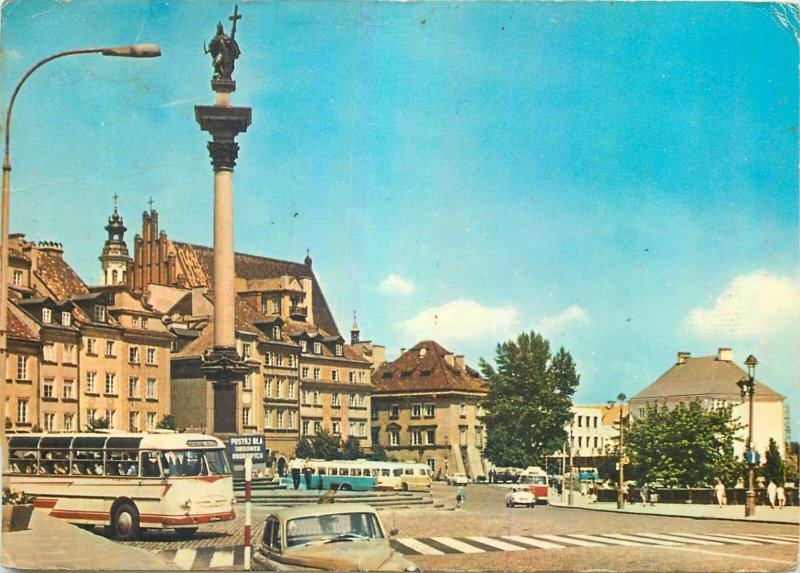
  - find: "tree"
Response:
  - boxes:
[85,416,110,432]
[367,442,389,462]
[785,442,799,484]
[310,427,340,460]
[764,438,785,484]
[624,401,743,487]
[340,436,363,460]
[295,437,313,459]
[479,331,580,468]
[157,414,176,430]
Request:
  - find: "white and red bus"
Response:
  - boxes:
[518,466,549,503]
[7,432,235,540]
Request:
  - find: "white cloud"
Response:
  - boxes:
[535,305,589,337]
[683,271,800,339]
[398,299,519,343]
[379,273,416,295]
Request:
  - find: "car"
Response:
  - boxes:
[253,503,420,571]
[505,486,536,508]
[446,473,470,486]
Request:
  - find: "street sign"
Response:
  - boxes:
[622,455,630,465]
[227,434,268,469]
[745,450,761,465]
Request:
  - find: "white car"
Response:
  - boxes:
[505,486,536,508]
[446,473,470,486]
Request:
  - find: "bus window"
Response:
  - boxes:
[9,449,37,474]
[339,468,350,476]
[393,469,403,477]
[362,469,371,477]
[140,451,162,477]
[107,451,138,476]
[160,450,230,477]
[318,468,327,476]
[204,449,231,475]
[329,468,338,476]
[404,469,413,476]
[41,450,69,475]
[352,469,362,477]
[381,469,390,477]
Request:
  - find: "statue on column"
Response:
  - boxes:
[204,5,241,81]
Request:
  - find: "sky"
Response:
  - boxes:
[1,1,798,436]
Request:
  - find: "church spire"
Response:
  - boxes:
[99,195,132,285]
[351,310,360,345]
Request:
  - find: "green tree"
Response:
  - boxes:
[85,416,110,432]
[764,438,785,484]
[784,442,799,484]
[367,442,389,462]
[479,331,580,467]
[295,437,313,459]
[157,414,176,430]
[625,401,743,487]
[310,427,340,460]
[340,436,363,460]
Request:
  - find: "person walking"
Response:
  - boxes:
[714,479,726,508]
[289,456,302,490]
[640,483,650,506]
[456,485,465,509]
[303,460,313,490]
[776,483,786,509]
[767,480,777,509]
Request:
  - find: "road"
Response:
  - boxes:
[115,483,798,571]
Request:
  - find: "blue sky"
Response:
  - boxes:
[2,1,798,436]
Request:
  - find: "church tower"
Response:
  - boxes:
[99,195,132,285]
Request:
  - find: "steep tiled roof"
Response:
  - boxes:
[34,252,89,300]
[7,304,37,341]
[631,356,783,401]
[373,340,487,394]
[170,241,339,336]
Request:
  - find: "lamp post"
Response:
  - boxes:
[0,44,161,481]
[568,420,574,506]
[736,354,758,517]
[561,442,567,503]
[613,393,627,509]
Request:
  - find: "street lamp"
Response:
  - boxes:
[0,44,161,480]
[736,354,758,517]
[611,393,627,510]
[568,418,575,506]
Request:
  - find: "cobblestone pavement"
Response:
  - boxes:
[108,483,798,571]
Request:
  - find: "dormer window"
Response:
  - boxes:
[335,344,343,357]
[94,305,106,323]
[313,342,321,354]
[300,340,307,353]
[131,316,139,328]
[141,318,148,329]
[61,312,71,327]
[42,308,52,323]
[272,325,281,339]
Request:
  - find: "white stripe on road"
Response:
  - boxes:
[397,538,445,555]
[742,533,799,542]
[535,534,605,548]
[501,535,565,549]
[636,533,723,546]
[466,536,527,551]
[713,533,795,545]
[670,532,761,545]
[604,533,681,546]
[173,548,196,570]
[569,533,649,547]
[209,549,234,569]
[430,537,486,553]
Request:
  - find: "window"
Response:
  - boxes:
[411,430,422,446]
[577,415,583,427]
[243,372,252,390]
[349,371,355,383]
[146,348,156,366]
[301,390,309,404]
[64,344,75,364]
[16,355,28,380]
[335,344,343,357]
[301,367,309,379]
[313,391,320,406]
[44,412,55,431]
[272,325,280,339]
[349,394,357,407]
[358,394,365,407]
[313,368,320,380]
[578,436,583,448]
[389,430,399,446]
[170,340,178,352]
[131,316,139,328]
[411,404,422,418]
[128,346,140,364]
[94,305,106,322]
[86,338,96,355]
[104,373,116,395]
[594,416,599,428]
[146,378,157,399]
[349,422,356,436]
[43,378,55,399]
[242,407,251,427]
[63,413,74,431]
[359,422,366,437]
[12,270,22,286]
[332,421,340,434]
[128,411,140,432]
[332,393,340,407]
[476,426,483,447]
[331,369,339,382]
[141,317,148,329]
[300,340,307,353]
[302,420,310,435]
[459,427,467,446]
[146,412,156,430]
[594,436,599,449]
[276,379,284,398]
[459,403,467,417]
[425,429,436,445]
[425,403,435,417]
[265,352,273,366]
[390,404,399,419]
[358,371,365,383]
[276,353,284,367]
[43,344,55,362]
[477,404,484,417]
[128,377,139,398]
[86,409,97,424]
[288,354,297,368]
[264,408,273,429]
[106,409,116,428]
[288,410,295,429]
[313,421,321,433]
[105,340,115,357]
[371,407,377,420]
[276,410,284,429]
[63,379,74,400]
[42,308,52,323]
[288,381,296,399]
[265,378,273,397]
[242,343,251,359]
[313,342,321,354]
[61,312,71,327]
[84,372,97,394]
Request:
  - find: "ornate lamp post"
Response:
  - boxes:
[613,393,627,509]
[736,354,758,517]
[0,44,161,481]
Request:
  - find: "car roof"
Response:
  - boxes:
[269,503,380,521]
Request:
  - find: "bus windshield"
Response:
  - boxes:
[161,449,231,477]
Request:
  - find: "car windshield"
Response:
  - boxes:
[285,512,385,547]
[160,449,231,477]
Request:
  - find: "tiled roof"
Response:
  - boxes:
[7,303,37,341]
[170,241,339,336]
[34,252,89,300]
[372,340,487,394]
[631,356,783,401]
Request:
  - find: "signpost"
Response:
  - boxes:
[227,434,267,472]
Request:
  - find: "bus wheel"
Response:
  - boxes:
[339,483,352,491]
[176,527,198,540]
[111,502,141,541]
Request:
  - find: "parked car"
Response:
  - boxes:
[253,503,420,571]
[446,473,470,486]
[505,486,536,508]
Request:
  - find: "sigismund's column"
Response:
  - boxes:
[195,6,251,435]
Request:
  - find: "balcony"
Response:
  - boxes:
[289,305,308,320]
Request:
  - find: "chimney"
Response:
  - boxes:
[455,355,465,370]
[400,348,407,355]
[372,345,386,367]
[37,241,64,259]
[717,347,733,362]
[444,353,455,367]
[299,277,314,325]
[676,352,691,365]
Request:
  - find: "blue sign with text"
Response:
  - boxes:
[227,434,267,467]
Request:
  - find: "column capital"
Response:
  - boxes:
[195,105,252,172]
[207,141,240,172]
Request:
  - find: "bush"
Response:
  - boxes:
[2,487,35,505]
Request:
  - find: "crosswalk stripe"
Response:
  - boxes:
[501,535,565,549]
[465,536,527,551]
[670,532,761,545]
[636,533,723,546]
[569,534,648,547]
[396,538,445,555]
[173,548,196,570]
[604,533,681,546]
[208,549,234,568]
[430,537,486,553]
[714,533,794,545]
[535,534,604,548]
[742,534,799,542]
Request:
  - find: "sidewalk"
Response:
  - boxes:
[547,491,800,525]
[1,509,178,570]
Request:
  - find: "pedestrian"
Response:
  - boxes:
[640,483,649,506]
[303,460,313,490]
[489,469,495,484]
[777,483,786,509]
[767,480,777,509]
[456,485,465,509]
[289,456,302,490]
[714,478,726,508]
